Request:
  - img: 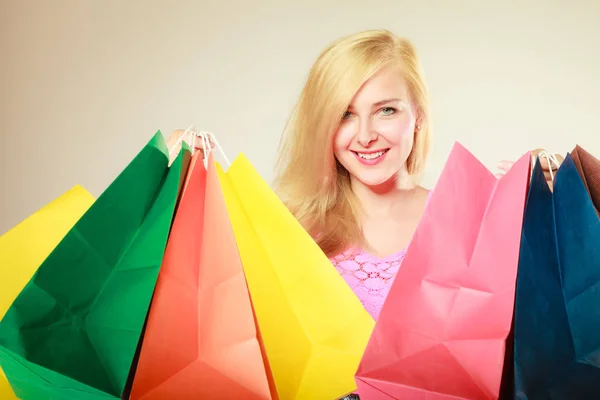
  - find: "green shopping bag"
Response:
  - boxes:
[0,132,190,400]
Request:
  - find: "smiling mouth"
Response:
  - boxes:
[353,149,389,160]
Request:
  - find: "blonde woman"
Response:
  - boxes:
[168,29,561,322]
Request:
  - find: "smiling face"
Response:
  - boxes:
[333,65,419,189]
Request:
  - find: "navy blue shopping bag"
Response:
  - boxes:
[513,152,600,399]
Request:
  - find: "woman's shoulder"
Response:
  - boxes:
[416,186,431,198]
[415,186,431,207]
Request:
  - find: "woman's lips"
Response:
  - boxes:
[352,149,389,165]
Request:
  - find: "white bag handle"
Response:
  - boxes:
[168,125,196,158]
[206,131,231,167]
[535,150,562,182]
[167,125,231,169]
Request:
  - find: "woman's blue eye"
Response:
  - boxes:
[380,107,396,116]
[342,111,353,120]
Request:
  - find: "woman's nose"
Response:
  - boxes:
[356,123,377,147]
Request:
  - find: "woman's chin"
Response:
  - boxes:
[353,172,398,191]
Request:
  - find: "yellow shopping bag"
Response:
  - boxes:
[0,185,95,399]
[217,154,374,400]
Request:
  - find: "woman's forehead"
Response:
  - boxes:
[350,67,410,107]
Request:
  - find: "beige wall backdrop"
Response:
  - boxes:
[1,0,599,234]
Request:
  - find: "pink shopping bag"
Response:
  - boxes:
[356,142,531,399]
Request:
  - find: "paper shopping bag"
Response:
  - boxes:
[513,150,600,398]
[356,142,531,400]
[0,185,95,400]
[0,132,190,400]
[130,152,275,400]
[216,154,375,400]
[571,145,600,214]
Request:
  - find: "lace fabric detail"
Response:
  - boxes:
[330,248,406,320]
[329,190,432,321]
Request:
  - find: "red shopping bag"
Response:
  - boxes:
[356,143,531,399]
[129,152,275,399]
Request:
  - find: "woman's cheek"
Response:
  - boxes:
[333,123,355,150]
[376,116,415,143]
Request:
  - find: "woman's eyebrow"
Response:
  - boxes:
[347,98,404,111]
[373,98,402,106]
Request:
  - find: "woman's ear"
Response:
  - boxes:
[413,105,423,132]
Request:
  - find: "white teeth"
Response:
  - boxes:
[357,150,385,160]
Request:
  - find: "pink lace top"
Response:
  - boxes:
[330,191,432,321]
[330,249,406,320]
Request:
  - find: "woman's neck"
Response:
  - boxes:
[349,172,429,258]
[350,173,419,218]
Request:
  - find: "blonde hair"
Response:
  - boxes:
[274,29,431,257]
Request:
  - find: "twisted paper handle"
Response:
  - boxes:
[167,125,231,169]
[535,150,562,181]
[168,125,196,157]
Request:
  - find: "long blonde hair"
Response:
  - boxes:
[274,29,431,257]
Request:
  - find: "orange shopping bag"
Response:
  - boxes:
[129,151,275,399]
